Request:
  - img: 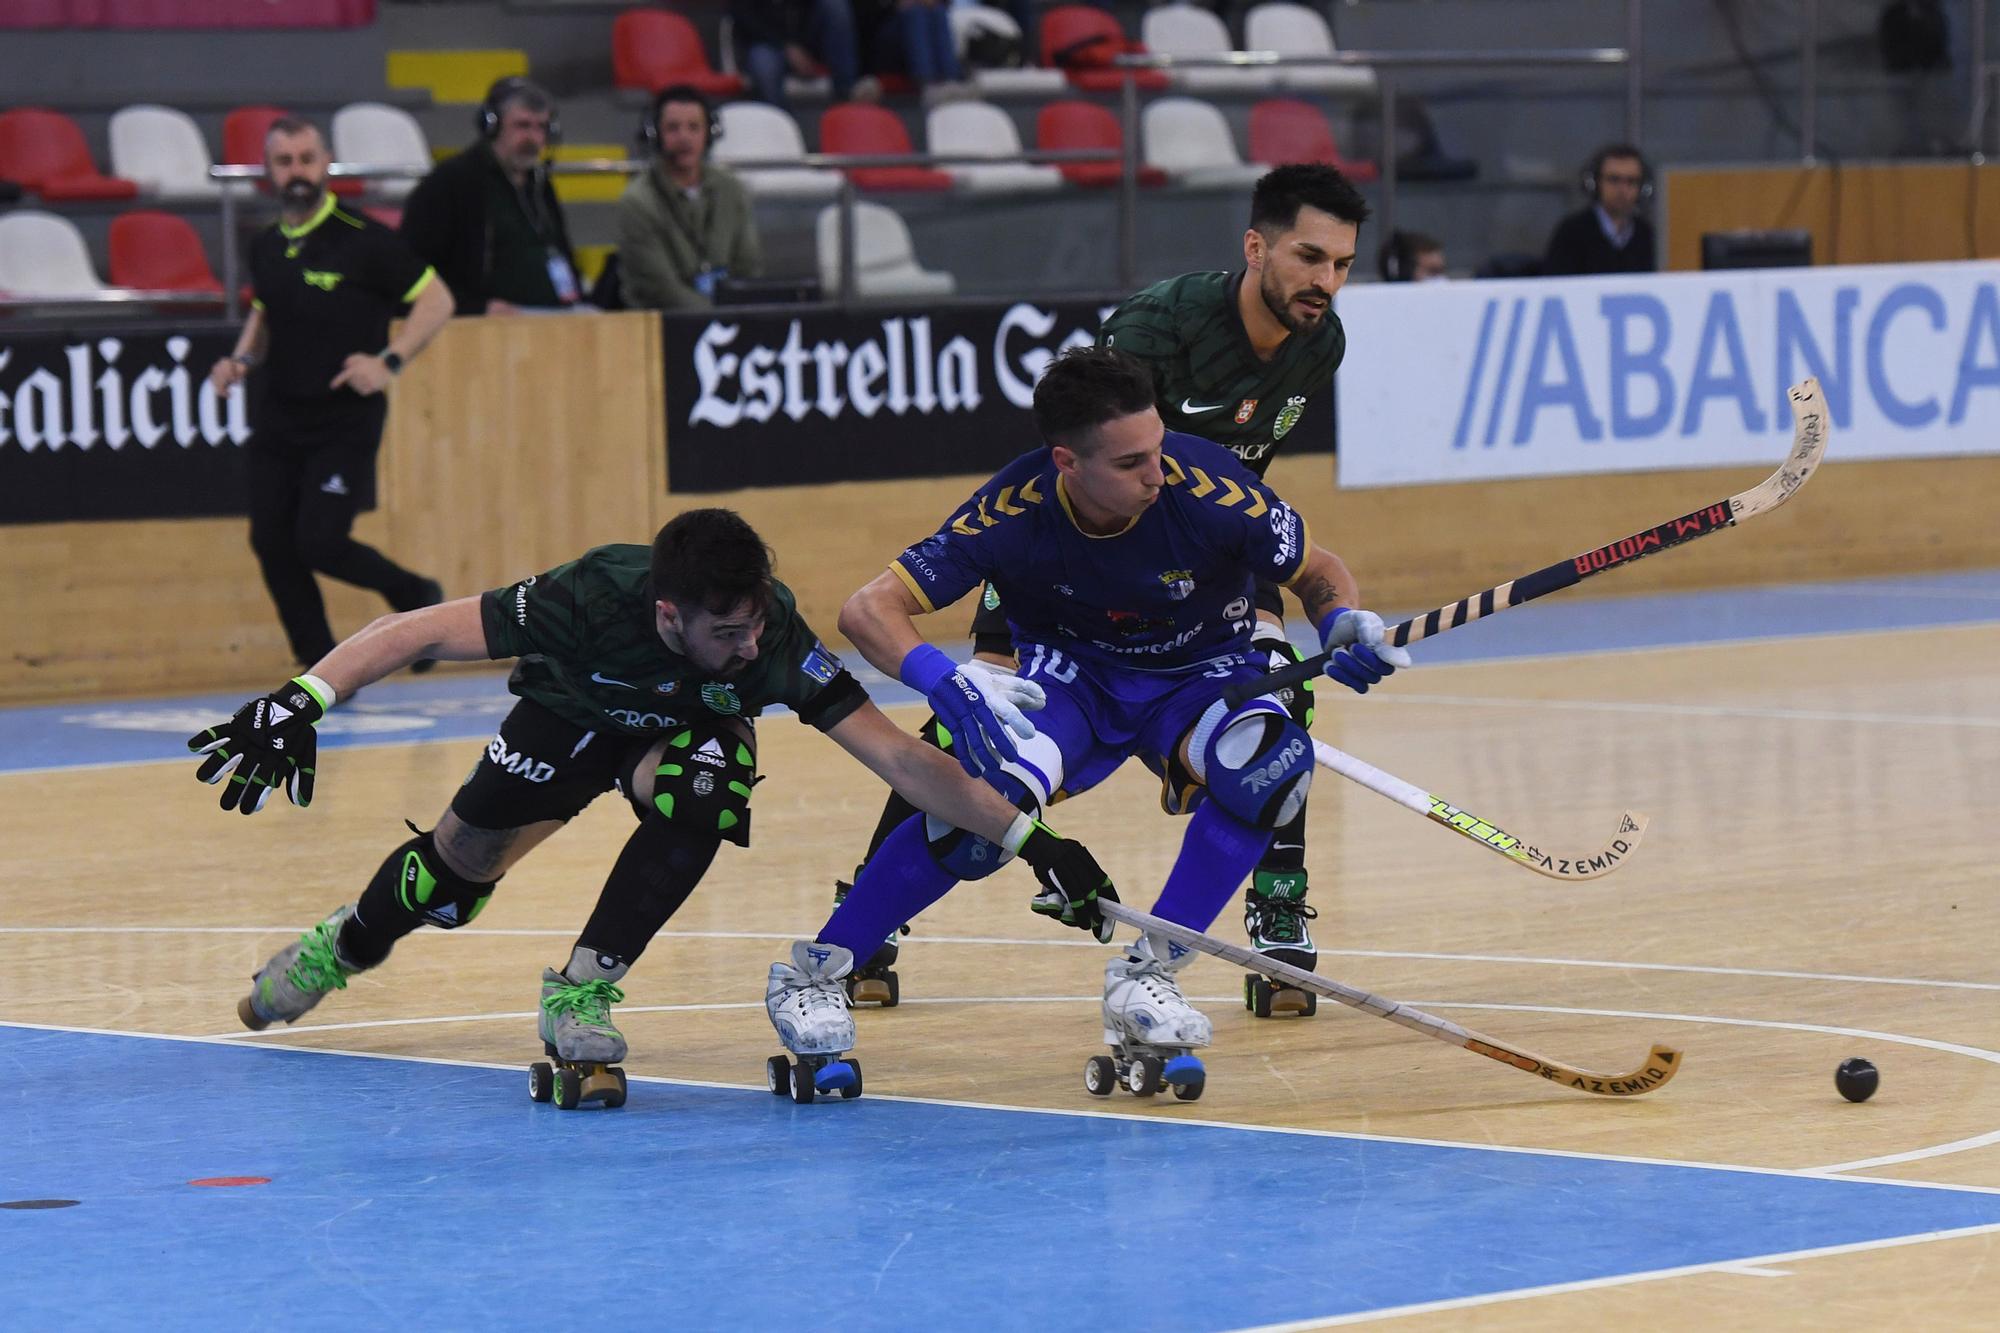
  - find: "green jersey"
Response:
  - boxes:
[479,544,865,737]
[1097,270,1344,475]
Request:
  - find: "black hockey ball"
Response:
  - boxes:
[1835,1058,1879,1103]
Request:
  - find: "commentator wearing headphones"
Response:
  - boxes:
[401,76,582,315]
[1541,143,1656,277]
[615,84,763,311]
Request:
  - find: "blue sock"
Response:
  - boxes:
[1150,801,1274,932]
[818,815,956,959]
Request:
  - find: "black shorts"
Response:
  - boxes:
[248,394,388,511]
[450,698,752,831]
[968,578,1287,654]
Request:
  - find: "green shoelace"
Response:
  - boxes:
[542,978,626,1029]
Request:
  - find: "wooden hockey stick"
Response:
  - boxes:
[1311,738,1647,881]
[1236,377,1832,703]
[1099,901,1682,1098]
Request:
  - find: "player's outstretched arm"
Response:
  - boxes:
[184,599,491,815]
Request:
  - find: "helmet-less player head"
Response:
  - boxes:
[651,509,774,676]
[1033,347,1167,532]
[1244,164,1370,336]
[264,116,329,215]
[1585,143,1650,230]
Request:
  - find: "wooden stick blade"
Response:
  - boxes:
[1465,1037,1683,1097]
[1420,797,1649,881]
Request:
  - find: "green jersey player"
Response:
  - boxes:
[188,508,1115,1106]
[838,165,1369,1014]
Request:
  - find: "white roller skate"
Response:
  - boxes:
[529,947,629,1111]
[1087,931,1209,1102]
[238,905,365,1030]
[764,940,863,1103]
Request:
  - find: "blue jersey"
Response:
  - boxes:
[891,432,1311,672]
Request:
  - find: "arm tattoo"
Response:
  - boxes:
[1296,575,1340,623]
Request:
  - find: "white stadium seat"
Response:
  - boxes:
[1243,3,1377,96]
[715,102,841,201]
[107,104,219,202]
[1143,97,1266,188]
[1142,4,1276,93]
[950,5,1066,97]
[926,100,1061,195]
[330,102,432,200]
[0,211,109,296]
[816,201,956,298]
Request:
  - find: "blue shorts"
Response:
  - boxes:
[1010,641,1267,806]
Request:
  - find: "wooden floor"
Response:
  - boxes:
[6,622,2000,1325]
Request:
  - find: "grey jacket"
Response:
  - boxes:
[615,161,763,310]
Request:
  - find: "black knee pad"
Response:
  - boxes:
[635,726,757,848]
[1254,630,1315,729]
[393,827,498,930]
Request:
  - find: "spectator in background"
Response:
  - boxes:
[858,0,969,105]
[733,0,877,110]
[1542,143,1656,276]
[402,76,582,314]
[1378,229,1446,282]
[616,85,763,310]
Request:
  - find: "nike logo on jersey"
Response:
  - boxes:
[1180,398,1227,414]
[590,671,636,689]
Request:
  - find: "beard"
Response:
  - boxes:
[1259,270,1329,337]
[280,177,320,206]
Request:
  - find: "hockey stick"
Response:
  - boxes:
[1312,738,1646,881]
[1099,901,1682,1098]
[1234,377,1832,705]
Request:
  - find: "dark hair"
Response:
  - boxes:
[1379,228,1442,282]
[1250,164,1371,237]
[1031,346,1159,452]
[650,509,774,616]
[263,115,321,145]
[488,76,554,119]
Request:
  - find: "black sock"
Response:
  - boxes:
[574,817,721,966]
[1258,807,1307,877]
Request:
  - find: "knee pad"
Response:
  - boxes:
[1187,698,1313,829]
[1252,625,1315,728]
[923,730,1061,880]
[396,828,498,930]
[643,727,757,848]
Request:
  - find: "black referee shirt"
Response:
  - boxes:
[249,192,436,401]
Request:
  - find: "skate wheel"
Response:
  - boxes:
[880,971,900,1008]
[1083,1055,1117,1097]
[1164,1054,1205,1103]
[1127,1054,1164,1097]
[1172,1070,1206,1102]
[849,975,892,1007]
[529,1061,555,1104]
[788,1061,816,1105]
[602,1067,628,1110]
[236,995,270,1032]
[839,1058,863,1100]
[766,1055,791,1095]
[553,1066,582,1110]
[814,1060,858,1095]
[1245,976,1275,1020]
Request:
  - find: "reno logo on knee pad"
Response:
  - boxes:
[1241,738,1308,793]
[487,736,555,783]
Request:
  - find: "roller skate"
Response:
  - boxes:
[1243,869,1319,1019]
[529,947,629,1110]
[1084,932,1209,1102]
[764,940,863,1104]
[833,872,908,1007]
[238,905,365,1030]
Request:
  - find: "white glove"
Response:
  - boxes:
[1317,609,1413,695]
[959,659,1045,740]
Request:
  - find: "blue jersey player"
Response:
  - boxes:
[763,347,1409,1099]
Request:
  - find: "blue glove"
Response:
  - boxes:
[1314,609,1413,695]
[900,645,1026,778]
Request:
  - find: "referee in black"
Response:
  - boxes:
[209,115,455,671]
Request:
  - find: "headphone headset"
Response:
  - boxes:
[1580,143,1653,204]
[638,84,722,155]
[1381,230,1413,282]
[477,76,562,145]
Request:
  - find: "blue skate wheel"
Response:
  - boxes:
[1164,1054,1206,1103]
[814,1060,858,1094]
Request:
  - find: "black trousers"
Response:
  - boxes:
[247,395,432,666]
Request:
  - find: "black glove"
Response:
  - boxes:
[1019,822,1119,943]
[187,676,328,815]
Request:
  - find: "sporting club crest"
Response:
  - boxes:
[1272,395,1307,441]
[699,682,742,715]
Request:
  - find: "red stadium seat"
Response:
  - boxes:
[0,0,74,29]
[92,0,362,26]
[1035,100,1165,188]
[1247,98,1378,181]
[1039,6,1168,93]
[108,210,224,293]
[0,107,139,200]
[224,105,363,195]
[818,105,952,192]
[612,9,746,97]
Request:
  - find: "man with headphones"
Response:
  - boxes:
[1541,143,1657,276]
[1378,229,1447,283]
[616,84,763,311]
[402,76,582,315]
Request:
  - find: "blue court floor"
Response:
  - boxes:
[6,1024,2000,1331]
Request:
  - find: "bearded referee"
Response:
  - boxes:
[209,116,455,673]
[835,164,1368,1014]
